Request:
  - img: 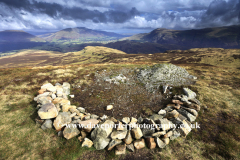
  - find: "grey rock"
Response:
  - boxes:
[63,124,80,139]
[91,120,114,140]
[156,118,173,131]
[90,114,99,119]
[163,85,168,93]
[126,143,135,152]
[177,109,196,122]
[41,119,52,130]
[155,137,166,148]
[77,107,86,113]
[62,82,70,95]
[93,137,110,150]
[53,112,71,131]
[108,139,122,150]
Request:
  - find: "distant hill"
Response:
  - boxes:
[38,27,126,42]
[0,30,46,42]
[0,30,47,53]
[124,25,240,49]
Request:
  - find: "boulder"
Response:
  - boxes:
[91,120,114,140]
[53,112,71,131]
[82,138,93,148]
[63,124,80,139]
[134,139,145,150]
[93,137,110,150]
[178,120,191,136]
[38,103,58,119]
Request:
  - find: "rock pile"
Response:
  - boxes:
[137,64,197,91]
[35,81,201,155]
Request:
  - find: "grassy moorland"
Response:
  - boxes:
[0,47,239,160]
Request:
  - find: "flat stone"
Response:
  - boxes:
[63,124,80,139]
[152,131,166,137]
[115,144,126,155]
[155,137,166,148]
[145,137,156,149]
[126,143,135,152]
[181,107,198,117]
[41,119,53,130]
[108,139,122,150]
[82,138,93,148]
[123,131,133,145]
[134,139,145,150]
[131,127,143,139]
[41,83,54,90]
[53,112,71,131]
[38,103,58,119]
[79,119,99,133]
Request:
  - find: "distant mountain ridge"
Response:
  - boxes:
[123,25,240,49]
[0,30,46,42]
[38,27,126,42]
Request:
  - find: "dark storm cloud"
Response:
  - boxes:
[0,0,239,31]
[0,0,139,23]
[197,0,240,27]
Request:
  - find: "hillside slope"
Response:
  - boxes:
[125,25,240,49]
[39,27,126,42]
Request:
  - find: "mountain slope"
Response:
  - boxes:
[124,25,240,49]
[0,30,46,42]
[38,27,126,42]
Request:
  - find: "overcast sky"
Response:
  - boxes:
[0,0,239,33]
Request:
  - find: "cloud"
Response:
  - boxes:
[0,0,239,32]
[197,0,240,27]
